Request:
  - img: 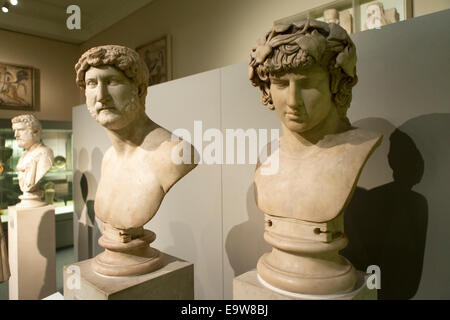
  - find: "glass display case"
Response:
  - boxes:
[0,119,73,248]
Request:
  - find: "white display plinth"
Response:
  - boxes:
[8,205,56,300]
[234,270,377,300]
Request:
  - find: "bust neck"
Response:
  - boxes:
[105,111,156,156]
[280,106,350,155]
[24,141,42,153]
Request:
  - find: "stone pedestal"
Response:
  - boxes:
[92,224,163,277]
[63,253,194,300]
[234,269,377,300]
[258,213,357,295]
[8,205,56,300]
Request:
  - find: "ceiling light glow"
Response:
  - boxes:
[10,0,18,6]
[1,6,8,13]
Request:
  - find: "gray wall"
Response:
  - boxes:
[72,9,450,299]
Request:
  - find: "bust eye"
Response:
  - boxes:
[86,80,97,88]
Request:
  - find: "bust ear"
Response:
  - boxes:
[262,85,275,110]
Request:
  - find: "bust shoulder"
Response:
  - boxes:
[35,144,54,160]
[128,123,198,193]
[316,127,382,150]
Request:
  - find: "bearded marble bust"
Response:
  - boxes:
[75,45,197,276]
[249,20,382,295]
[12,114,54,208]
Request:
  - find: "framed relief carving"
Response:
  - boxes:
[136,35,172,86]
[274,0,413,34]
[0,62,35,111]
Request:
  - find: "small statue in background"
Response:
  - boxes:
[323,8,340,24]
[323,8,353,35]
[12,114,54,208]
[365,2,399,30]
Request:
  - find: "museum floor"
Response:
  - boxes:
[0,246,76,300]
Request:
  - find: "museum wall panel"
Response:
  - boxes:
[73,10,450,299]
[0,29,80,121]
[345,9,450,299]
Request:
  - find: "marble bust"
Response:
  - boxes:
[75,45,197,276]
[249,20,382,295]
[11,114,54,208]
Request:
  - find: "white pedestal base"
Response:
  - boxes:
[8,205,56,300]
[234,269,377,300]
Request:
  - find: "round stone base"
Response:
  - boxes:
[17,192,45,208]
[257,271,368,300]
[92,228,164,277]
[257,249,357,295]
[92,247,164,277]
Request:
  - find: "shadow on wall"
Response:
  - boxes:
[38,208,56,299]
[225,183,270,277]
[73,147,103,261]
[343,113,450,299]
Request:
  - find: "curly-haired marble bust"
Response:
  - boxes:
[249,20,383,296]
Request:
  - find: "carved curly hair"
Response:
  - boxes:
[249,19,358,123]
[75,45,149,104]
[11,114,42,133]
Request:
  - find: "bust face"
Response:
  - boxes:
[269,64,334,134]
[13,122,38,149]
[85,65,141,130]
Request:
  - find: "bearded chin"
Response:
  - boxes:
[92,95,144,130]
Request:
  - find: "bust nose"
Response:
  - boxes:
[287,80,302,109]
[96,83,110,104]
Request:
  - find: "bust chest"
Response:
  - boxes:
[95,148,165,229]
[254,130,382,222]
[16,150,38,172]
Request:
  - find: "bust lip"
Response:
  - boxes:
[285,111,303,119]
[97,106,116,113]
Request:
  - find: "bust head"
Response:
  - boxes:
[249,20,357,134]
[11,114,41,149]
[75,45,150,130]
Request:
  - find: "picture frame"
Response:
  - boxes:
[0,62,35,111]
[136,34,172,87]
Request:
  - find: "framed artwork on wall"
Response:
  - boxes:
[136,34,172,87]
[0,62,35,111]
